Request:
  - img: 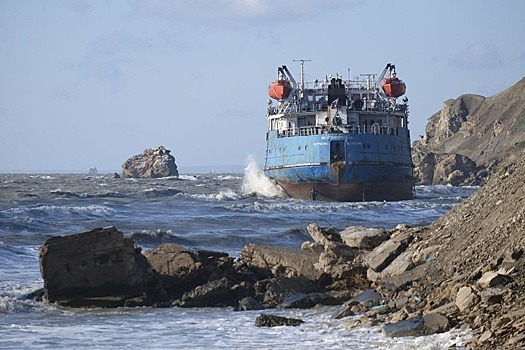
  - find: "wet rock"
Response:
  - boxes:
[122,146,178,178]
[332,290,383,319]
[39,227,160,307]
[382,313,449,338]
[145,243,236,299]
[255,314,304,327]
[279,293,314,309]
[261,276,319,307]
[177,277,236,307]
[421,313,450,334]
[239,297,264,311]
[382,316,425,337]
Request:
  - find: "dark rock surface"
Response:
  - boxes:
[255,314,304,327]
[122,146,178,178]
[39,227,160,307]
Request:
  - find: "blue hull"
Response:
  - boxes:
[263,130,414,201]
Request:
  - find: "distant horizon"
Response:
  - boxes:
[0,164,246,175]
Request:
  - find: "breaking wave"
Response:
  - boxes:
[241,155,286,199]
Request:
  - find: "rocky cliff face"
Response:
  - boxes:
[122,146,179,178]
[412,77,525,185]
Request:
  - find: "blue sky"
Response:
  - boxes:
[1,0,524,172]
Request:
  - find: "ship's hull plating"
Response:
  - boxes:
[276,178,414,202]
[264,131,414,202]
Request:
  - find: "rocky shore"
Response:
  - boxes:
[33,148,525,349]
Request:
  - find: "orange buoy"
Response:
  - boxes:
[268,79,292,100]
[382,77,406,98]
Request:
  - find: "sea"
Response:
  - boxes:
[0,160,476,349]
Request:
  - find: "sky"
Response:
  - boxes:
[1,0,524,173]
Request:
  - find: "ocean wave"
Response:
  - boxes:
[216,175,241,180]
[221,200,390,214]
[415,185,478,199]
[127,229,198,250]
[143,187,182,197]
[241,156,287,199]
[178,189,240,201]
[7,204,114,217]
[178,174,199,181]
[50,189,123,198]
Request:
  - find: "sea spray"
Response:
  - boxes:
[241,155,286,198]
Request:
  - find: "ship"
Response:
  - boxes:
[263,61,414,202]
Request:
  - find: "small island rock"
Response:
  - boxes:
[122,146,179,178]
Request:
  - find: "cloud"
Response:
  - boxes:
[450,43,503,70]
[131,0,359,24]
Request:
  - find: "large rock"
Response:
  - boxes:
[339,226,389,250]
[239,243,323,281]
[122,146,179,178]
[382,314,449,338]
[177,277,237,307]
[39,227,161,307]
[145,243,236,300]
[364,231,413,273]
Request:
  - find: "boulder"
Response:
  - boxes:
[260,276,319,307]
[122,146,178,178]
[279,293,314,309]
[455,286,480,312]
[367,250,415,282]
[39,227,161,307]
[145,243,236,299]
[239,297,264,311]
[382,313,449,338]
[255,314,304,327]
[339,226,389,250]
[332,290,383,319]
[477,271,511,289]
[364,232,413,273]
[239,244,323,281]
[177,277,237,307]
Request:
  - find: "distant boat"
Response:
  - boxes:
[263,62,414,202]
[88,166,98,175]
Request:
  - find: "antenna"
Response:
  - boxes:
[293,59,311,93]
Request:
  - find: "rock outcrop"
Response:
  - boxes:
[122,146,178,178]
[412,77,525,185]
[39,227,161,307]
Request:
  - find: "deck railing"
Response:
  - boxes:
[277,125,401,137]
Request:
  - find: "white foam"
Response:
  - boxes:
[241,155,286,199]
[179,174,199,181]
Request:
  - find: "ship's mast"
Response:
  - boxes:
[293,59,311,95]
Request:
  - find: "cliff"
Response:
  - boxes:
[412,77,525,185]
